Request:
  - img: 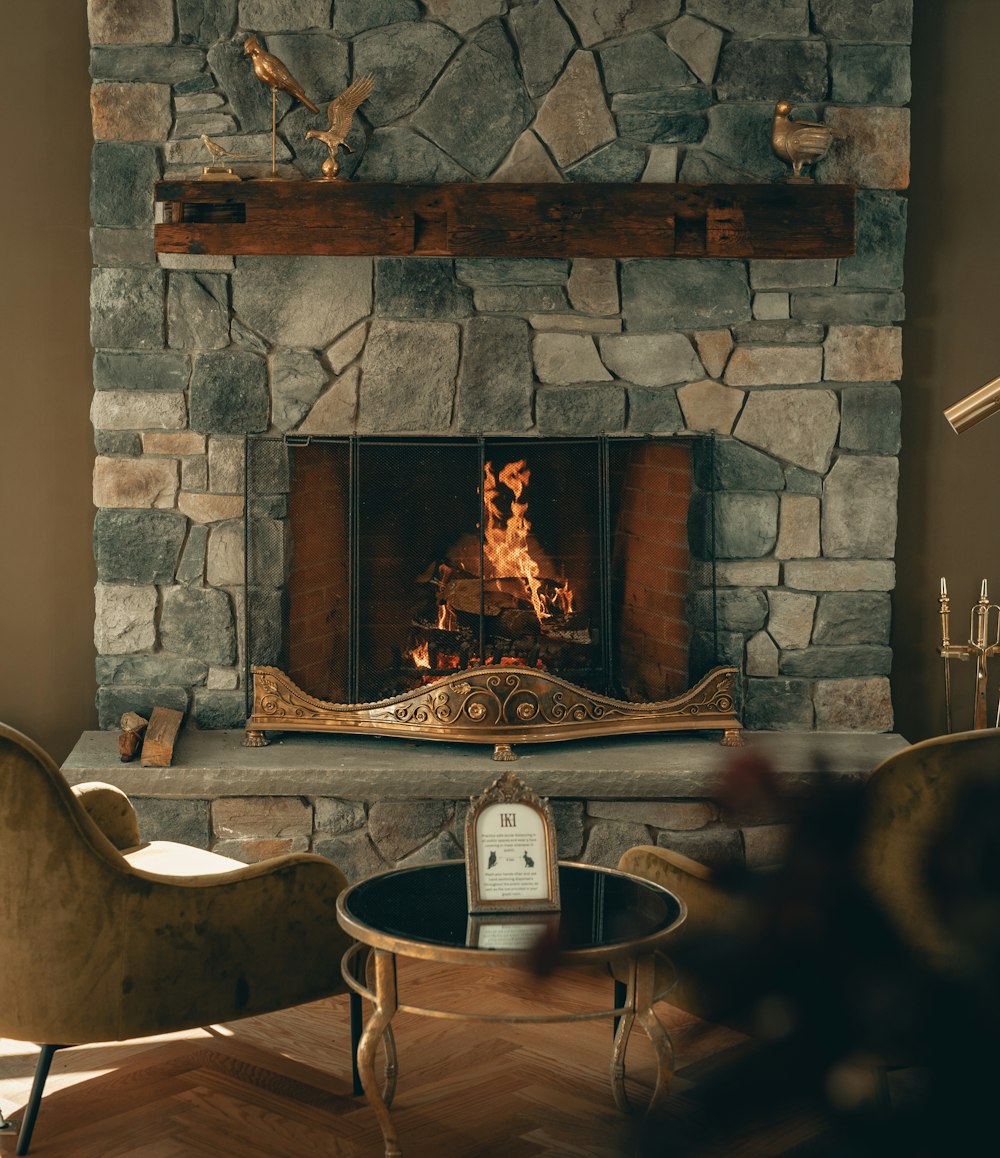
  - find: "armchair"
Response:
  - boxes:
[0,722,356,1154]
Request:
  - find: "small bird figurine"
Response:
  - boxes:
[200,135,265,162]
[305,74,375,180]
[243,34,319,112]
[771,99,844,182]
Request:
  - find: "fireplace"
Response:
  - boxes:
[243,435,740,753]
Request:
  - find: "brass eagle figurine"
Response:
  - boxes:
[771,99,844,182]
[305,74,375,180]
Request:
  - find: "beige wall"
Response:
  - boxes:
[1,0,996,759]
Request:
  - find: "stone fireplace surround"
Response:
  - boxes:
[85,0,910,871]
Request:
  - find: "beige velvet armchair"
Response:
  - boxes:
[0,722,357,1154]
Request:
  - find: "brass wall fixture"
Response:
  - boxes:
[944,374,1000,433]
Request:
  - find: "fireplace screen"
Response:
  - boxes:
[244,436,736,750]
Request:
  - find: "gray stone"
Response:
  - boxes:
[206,520,245,588]
[811,0,912,43]
[685,0,809,37]
[689,588,768,633]
[792,292,905,326]
[822,456,899,559]
[90,46,208,83]
[456,259,568,286]
[173,112,238,139]
[612,88,712,145]
[473,285,569,313]
[579,820,651,868]
[622,260,750,332]
[91,227,154,267]
[753,292,790,321]
[233,256,373,348]
[693,438,785,492]
[240,0,331,28]
[312,831,387,882]
[423,0,506,34]
[167,273,229,351]
[838,191,907,291]
[244,587,285,666]
[192,689,246,728]
[813,592,891,647]
[535,385,626,436]
[96,687,189,731]
[271,348,328,431]
[565,141,647,183]
[356,126,471,181]
[160,586,237,665]
[734,390,840,474]
[752,260,838,290]
[744,678,814,731]
[743,824,791,869]
[559,0,681,47]
[776,493,820,559]
[314,798,367,835]
[206,36,281,135]
[354,21,461,127]
[627,387,684,434]
[177,524,208,585]
[767,591,816,650]
[368,801,452,862]
[91,267,164,351]
[94,583,157,655]
[784,560,895,592]
[716,39,827,102]
[655,827,743,871]
[94,509,186,584]
[534,334,612,384]
[412,22,534,177]
[599,333,703,387]
[357,321,459,432]
[456,316,534,432]
[552,801,585,858]
[164,131,289,170]
[174,75,217,95]
[189,350,269,435]
[396,831,463,868]
[91,142,159,229]
[784,467,823,495]
[588,801,716,831]
[181,457,208,493]
[692,103,787,181]
[177,0,235,46]
[679,148,762,184]
[94,352,189,393]
[724,345,822,386]
[95,431,142,456]
[839,386,901,455]
[334,0,420,36]
[689,629,745,674]
[531,315,622,333]
[263,33,349,104]
[567,260,618,316]
[780,646,893,678]
[831,44,910,105]
[376,258,473,319]
[690,492,778,560]
[247,439,290,494]
[508,0,575,97]
[96,654,208,687]
[132,797,211,848]
[813,678,894,732]
[731,321,825,344]
[665,15,723,85]
[599,33,691,94]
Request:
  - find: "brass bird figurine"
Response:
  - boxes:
[200,135,265,161]
[243,34,319,112]
[305,74,375,180]
[771,99,844,182]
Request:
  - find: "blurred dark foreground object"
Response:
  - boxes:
[618,730,1000,1157]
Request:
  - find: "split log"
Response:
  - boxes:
[118,711,148,762]
[140,707,185,768]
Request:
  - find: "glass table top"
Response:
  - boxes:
[340,861,682,954]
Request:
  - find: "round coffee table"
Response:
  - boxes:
[336,860,685,1158]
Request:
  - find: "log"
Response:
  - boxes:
[118,711,148,762]
[140,707,185,768]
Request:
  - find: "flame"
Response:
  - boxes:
[409,641,431,668]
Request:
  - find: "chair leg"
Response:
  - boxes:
[16,1044,60,1156]
[350,991,363,1097]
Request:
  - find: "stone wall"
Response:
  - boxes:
[89,0,910,733]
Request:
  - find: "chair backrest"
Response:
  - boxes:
[861,728,1000,971]
[0,723,134,1043]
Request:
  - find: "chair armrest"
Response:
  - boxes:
[618,844,729,941]
[72,782,141,850]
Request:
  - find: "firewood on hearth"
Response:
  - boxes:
[118,711,148,762]
[140,707,185,768]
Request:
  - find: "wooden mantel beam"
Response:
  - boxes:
[153,180,855,260]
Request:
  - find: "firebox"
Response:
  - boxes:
[243,435,741,755]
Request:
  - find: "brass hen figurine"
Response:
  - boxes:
[771,99,844,182]
[305,74,375,180]
[244,34,319,112]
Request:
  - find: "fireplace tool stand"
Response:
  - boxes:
[938,577,1000,731]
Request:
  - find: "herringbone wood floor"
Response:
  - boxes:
[0,959,768,1158]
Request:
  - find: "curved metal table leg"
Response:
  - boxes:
[358,949,402,1158]
[609,953,674,1116]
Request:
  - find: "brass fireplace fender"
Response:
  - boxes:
[245,665,744,758]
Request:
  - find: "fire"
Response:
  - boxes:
[409,640,431,668]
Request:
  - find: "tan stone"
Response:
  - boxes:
[206,521,245,587]
[813,677,894,731]
[752,292,789,320]
[533,51,615,169]
[529,315,621,333]
[92,392,187,431]
[207,667,240,690]
[586,801,716,831]
[88,0,173,44]
[91,83,171,141]
[677,378,745,434]
[212,796,313,840]
[724,345,822,387]
[178,492,244,523]
[326,323,368,375]
[143,432,206,455]
[767,591,816,650]
[776,494,820,559]
[298,367,359,434]
[817,107,910,190]
[642,145,678,182]
[533,332,612,383]
[158,253,234,272]
[713,561,781,587]
[746,631,779,677]
[567,259,619,315]
[208,439,245,494]
[743,824,791,869]
[693,329,734,378]
[824,325,903,382]
[493,131,563,182]
[93,455,178,509]
[211,837,309,862]
[784,560,895,592]
[734,389,840,474]
[94,583,157,655]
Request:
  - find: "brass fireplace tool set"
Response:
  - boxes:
[938,577,1000,731]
